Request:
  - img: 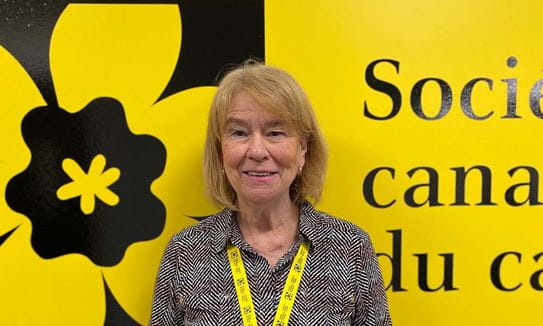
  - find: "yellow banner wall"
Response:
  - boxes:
[1,1,542,325]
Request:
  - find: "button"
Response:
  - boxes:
[350,294,356,304]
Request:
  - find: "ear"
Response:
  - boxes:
[299,138,308,168]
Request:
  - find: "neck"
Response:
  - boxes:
[237,197,299,234]
[236,198,300,266]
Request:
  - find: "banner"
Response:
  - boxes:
[1,1,541,324]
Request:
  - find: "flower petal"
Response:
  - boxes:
[88,154,106,177]
[51,4,181,112]
[95,187,120,206]
[0,45,44,228]
[62,157,86,180]
[100,167,121,187]
[0,223,105,324]
[81,193,96,215]
[56,181,80,201]
[136,86,218,218]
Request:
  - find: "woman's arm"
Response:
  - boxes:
[149,235,184,326]
[352,232,392,326]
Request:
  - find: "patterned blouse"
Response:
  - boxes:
[150,202,392,325]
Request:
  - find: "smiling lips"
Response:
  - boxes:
[244,171,277,177]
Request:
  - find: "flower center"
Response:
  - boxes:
[56,154,121,215]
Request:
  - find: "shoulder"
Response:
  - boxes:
[165,209,232,253]
[171,213,219,240]
[319,210,367,235]
[305,205,378,260]
[306,205,371,244]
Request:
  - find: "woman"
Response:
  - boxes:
[150,62,392,325]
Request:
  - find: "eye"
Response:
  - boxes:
[268,130,286,138]
[231,129,247,137]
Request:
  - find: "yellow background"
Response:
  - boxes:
[266,1,543,324]
[1,1,542,325]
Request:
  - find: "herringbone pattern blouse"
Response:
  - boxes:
[150,202,392,325]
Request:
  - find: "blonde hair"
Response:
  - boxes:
[203,61,327,210]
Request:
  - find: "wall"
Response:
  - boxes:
[0,1,541,324]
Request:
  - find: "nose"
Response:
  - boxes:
[247,133,269,161]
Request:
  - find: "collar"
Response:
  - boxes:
[210,201,321,253]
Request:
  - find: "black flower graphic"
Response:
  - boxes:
[0,1,264,324]
[6,98,166,266]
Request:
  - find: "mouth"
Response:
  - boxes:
[243,171,277,177]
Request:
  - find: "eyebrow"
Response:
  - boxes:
[224,117,288,128]
[224,117,249,128]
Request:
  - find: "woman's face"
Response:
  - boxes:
[221,90,307,207]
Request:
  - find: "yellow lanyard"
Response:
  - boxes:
[226,239,310,326]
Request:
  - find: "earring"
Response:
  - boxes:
[298,166,302,176]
